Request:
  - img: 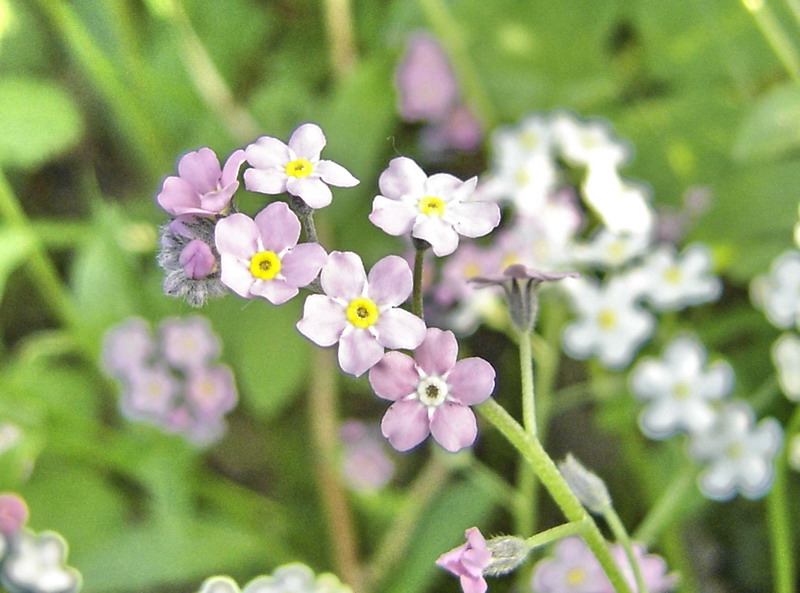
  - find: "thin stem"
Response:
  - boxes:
[290,196,320,244]
[519,331,537,438]
[412,245,427,320]
[632,470,696,546]
[477,399,634,593]
[604,507,648,593]
[525,520,588,550]
[740,0,800,81]
[308,347,363,592]
[323,0,358,82]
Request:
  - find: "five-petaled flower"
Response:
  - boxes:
[296,251,427,377]
[369,327,495,452]
[157,148,246,217]
[436,527,492,593]
[215,202,327,305]
[370,157,501,256]
[244,123,359,209]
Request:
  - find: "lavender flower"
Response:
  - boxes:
[436,527,492,593]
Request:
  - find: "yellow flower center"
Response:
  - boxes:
[463,261,481,279]
[566,567,586,585]
[249,251,282,280]
[596,309,617,330]
[515,168,531,186]
[673,381,691,400]
[346,297,380,329]
[663,265,683,285]
[418,196,446,217]
[285,158,314,178]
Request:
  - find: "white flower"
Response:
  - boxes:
[635,243,721,311]
[551,110,631,170]
[581,168,655,235]
[570,227,652,270]
[630,335,734,439]
[2,530,82,593]
[689,402,783,501]
[750,250,800,329]
[198,564,352,593]
[562,275,655,369]
[772,333,800,401]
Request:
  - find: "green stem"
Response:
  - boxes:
[412,246,426,320]
[323,0,358,83]
[632,470,696,546]
[604,507,648,593]
[477,398,634,593]
[740,0,800,81]
[519,331,537,438]
[525,520,587,550]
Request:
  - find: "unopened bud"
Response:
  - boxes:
[558,453,612,514]
[484,535,529,577]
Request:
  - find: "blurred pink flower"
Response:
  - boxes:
[296,251,426,377]
[436,527,491,593]
[396,32,458,122]
[244,123,359,209]
[157,148,246,217]
[369,327,494,452]
[160,316,220,371]
[0,493,28,535]
[102,318,154,380]
[340,420,396,491]
[185,365,238,419]
[215,202,327,305]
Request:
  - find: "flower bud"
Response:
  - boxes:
[558,453,611,514]
[484,535,529,577]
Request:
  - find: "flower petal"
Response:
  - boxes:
[321,251,367,300]
[249,277,298,305]
[296,295,347,346]
[218,253,253,297]
[375,308,427,350]
[220,149,247,186]
[316,160,359,187]
[369,196,417,236]
[286,176,333,209]
[368,351,418,401]
[244,167,288,195]
[378,156,427,199]
[254,202,301,252]
[215,213,260,259]
[381,399,430,451]
[424,172,463,199]
[413,216,460,256]
[413,328,457,376]
[246,136,290,169]
[157,176,201,216]
[450,201,501,238]
[288,123,326,161]
[178,148,221,192]
[338,328,384,376]
[447,357,495,405]
[368,255,413,306]
[430,403,478,452]
[280,242,327,287]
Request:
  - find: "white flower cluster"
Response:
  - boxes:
[197,564,352,593]
[0,530,81,593]
[629,334,783,501]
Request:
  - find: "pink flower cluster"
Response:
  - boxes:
[102,316,237,446]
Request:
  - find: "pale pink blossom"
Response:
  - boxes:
[436,527,491,593]
[0,493,28,535]
[395,32,458,122]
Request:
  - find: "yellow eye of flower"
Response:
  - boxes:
[285,158,314,178]
[418,196,446,217]
[346,297,380,328]
[663,265,683,285]
[249,251,282,280]
[596,309,617,330]
[566,567,586,585]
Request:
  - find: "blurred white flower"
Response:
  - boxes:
[630,335,734,439]
[581,168,655,235]
[551,110,631,170]
[570,227,651,270]
[771,333,800,401]
[2,530,81,593]
[689,402,783,501]
[635,243,721,311]
[562,275,655,369]
[750,250,800,329]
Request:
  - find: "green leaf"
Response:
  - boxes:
[0,77,83,169]
[0,226,34,299]
[733,82,800,161]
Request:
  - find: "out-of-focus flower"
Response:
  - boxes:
[215,203,327,305]
[552,111,631,170]
[243,563,353,593]
[581,169,655,236]
[570,228,651,270]
[0,494,28,536]
[157,148,246,217]
[370,157,500,257]
[607,543,677,593]
[436,527,492,593]
[122,365,180,421]
[296,252,426,377]
[423,105,483,152]
[160,316,221,372]
[750,250,800,329]
[772,333,800,401]
[629,335,734,439]
[395,32,458,122]
[339,420,396,491]
[689,402,783,501]
[562,276,655,369]
[369,328,494,452]
[244,123,359,210]
[185,366,238,419]
[530,536,606,593]
[2,530,82,593]
[634,243,721,311]
[101,317,154,380]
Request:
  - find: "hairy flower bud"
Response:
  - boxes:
[484,535,529,577]
[558,453,612,514]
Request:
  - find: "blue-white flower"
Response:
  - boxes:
[750,250,800,329]
[635,243,721,311]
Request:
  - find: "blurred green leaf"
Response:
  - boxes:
[0,226,34,299]
[733,82,800,161]
[0,77,84,169]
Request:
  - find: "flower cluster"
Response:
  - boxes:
[197,563,352,593]
[0,494,82,593]
[102,316,238,446]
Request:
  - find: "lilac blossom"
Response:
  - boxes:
[101,317,154,380]
[370,157,500,256]
[0,493,28,535]
[395,32,458,122]
[339,420,396,491]
[531,536,607,593]
[215,202,327,305]
[122,365,180,422]
[244,123,359,209]
[157,148,246,217]
[160,316,221,372]
[607,543,677,593]
[436,527,492,593]
[185,366,238,419]
[296,251,426,377]
[369,328,495,452]
[179,239,217,279]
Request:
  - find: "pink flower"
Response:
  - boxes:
[159,316,221,372]
[185,365,237,419]
[395,32,459,122]
[0,493,28,535]
[369,327,494,452]
[531,536,607,593]
[215,202,327,305]
[436,527,492,593]
[369,157,500,256]
[179,239,217,279]
[244,123,359,209]
[157,148,246,217]
[606,543,677,593]
[102,318,154,380]
[296,251,426,377]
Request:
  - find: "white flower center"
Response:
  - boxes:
[416,376,449,407]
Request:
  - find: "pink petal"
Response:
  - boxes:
[244,167,288,195]
[254,202,301,252]
[199,181,238,213]
[157,176,200,216]
[424,172,463,198]
[447,358,495,405]
[460,575,487,593]
[368,351,419,401]
[413,217,460,256]
[246,136,290,169]
[381,399,431,451]
[296,295,347,346]
[450,201,502,238]
[214,213,259,259]
[280,242,327,287]
[287,176,333,209]
[321,251,367,300]
[178,147,221,192]
[338,328,385,376]
[219,253,254,298]
[221,149,247,186]
[378,156,427,199]
[316,160,359,187]
[413,328,457,376]
[249,277,298,305]
[288,123,326,161]
[430,403,478,452]
[179,239,216,279]
[369,196,417,236]
[368,255,413,306]
[375,308,427,350]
